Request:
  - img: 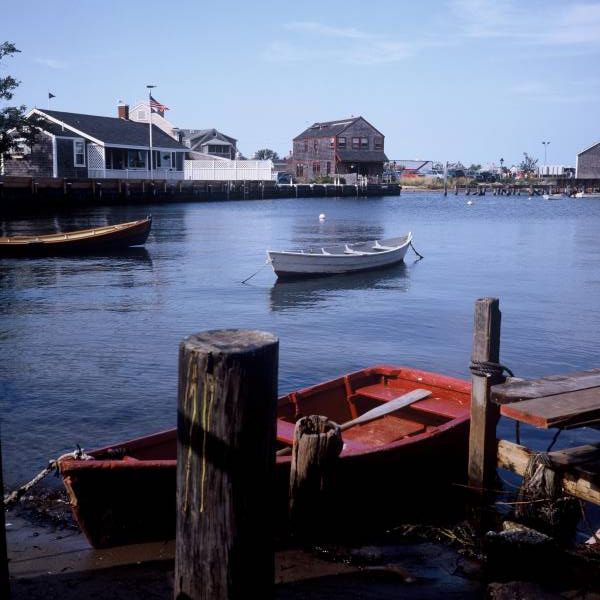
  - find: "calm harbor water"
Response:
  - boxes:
[1,192,600,487]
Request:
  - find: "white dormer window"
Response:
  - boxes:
[138,110,147,120]
[74,139,86,167]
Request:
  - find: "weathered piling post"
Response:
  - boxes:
[175,329,279,600]
[468,298,503,493]
[289,416,343,542]
[0,438,10,599]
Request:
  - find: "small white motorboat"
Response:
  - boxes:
[268,233,413,279]
[574,191,600,199]
[542,193,564,200]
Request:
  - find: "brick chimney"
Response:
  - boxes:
[117,102,129,120]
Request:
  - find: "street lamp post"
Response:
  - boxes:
[146,84,156,179]
[542,141,550,165]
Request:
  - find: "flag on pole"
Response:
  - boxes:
[48,92,55,99]
[149,95,169,112]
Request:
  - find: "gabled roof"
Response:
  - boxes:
[294,117,358,141]
[32,109,186,150]
[198,138,233,147]
[180,128,237,145]
[337,149,388,163]
[578,141,600,155]
[294,116,385,141]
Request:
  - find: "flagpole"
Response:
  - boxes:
[146,84,156,180]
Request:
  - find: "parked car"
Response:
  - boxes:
[275,172,293,184]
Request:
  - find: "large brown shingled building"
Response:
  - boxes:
[292,116,387,182]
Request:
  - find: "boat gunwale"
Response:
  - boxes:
[58,364,470,471]
[0,217,151,246]
[268,233,412,258]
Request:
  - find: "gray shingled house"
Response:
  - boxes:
[292,116,387,182]
[1,108,188,179]
[179,128,238,159]
[576,142,600,179]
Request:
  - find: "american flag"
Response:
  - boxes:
[149,95,169,112]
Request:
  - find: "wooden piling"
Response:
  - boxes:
[175,329,279,600]
[0,438,10,599]
[288,415,343,541]
[468,298,502,492]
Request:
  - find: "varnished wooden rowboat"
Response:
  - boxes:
[0,217,152,256]
[58,365,470,548]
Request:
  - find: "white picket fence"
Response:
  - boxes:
[184,159,274,181]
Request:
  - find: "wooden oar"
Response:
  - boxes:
[276,388,432,456]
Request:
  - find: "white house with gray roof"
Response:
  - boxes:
[2,108,188,180]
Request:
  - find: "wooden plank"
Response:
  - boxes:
[545,443,600,469]
[497,440,600,505]
[491,368,600,405]
[468,298,502,491]
[342,415,425,446]
[410,397,469,419]
[500,386,600,428]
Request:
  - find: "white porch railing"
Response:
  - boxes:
[184,159,274,181]
[88,168,185,180]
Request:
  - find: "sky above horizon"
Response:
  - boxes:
[2,0,600,167]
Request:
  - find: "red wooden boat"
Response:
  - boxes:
[0,216,151,256]
[58,365,470,548]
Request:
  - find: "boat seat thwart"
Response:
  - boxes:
[354,383,469,420]
[344,245,366,255]
[372,241,396,251]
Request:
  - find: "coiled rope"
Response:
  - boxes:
[3,445,92,508]
[470,360,519,443]
[469,360,514,379]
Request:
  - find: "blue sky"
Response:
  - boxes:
[2,0,600,166]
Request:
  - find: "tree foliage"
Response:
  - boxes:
[519,152,538,175]
[253,148,279,161]
[0,42,40,156]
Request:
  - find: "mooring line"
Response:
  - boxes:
[409,241,424,260]
[241,263,269,284]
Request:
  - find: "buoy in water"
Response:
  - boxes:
[319,213,326,221]
[467,200,473,205]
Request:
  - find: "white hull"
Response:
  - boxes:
[268,233,412,278]
[574,192,600,199]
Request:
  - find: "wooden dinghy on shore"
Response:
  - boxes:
[0,216,152,256]
[58,364,470,548]
[267,233,413,279]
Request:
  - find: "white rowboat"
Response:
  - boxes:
[268,233,412,279]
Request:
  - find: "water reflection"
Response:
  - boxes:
[269,263,410,312]
[0,247,153,287]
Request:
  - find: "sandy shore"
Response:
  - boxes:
[6,496,484,599]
